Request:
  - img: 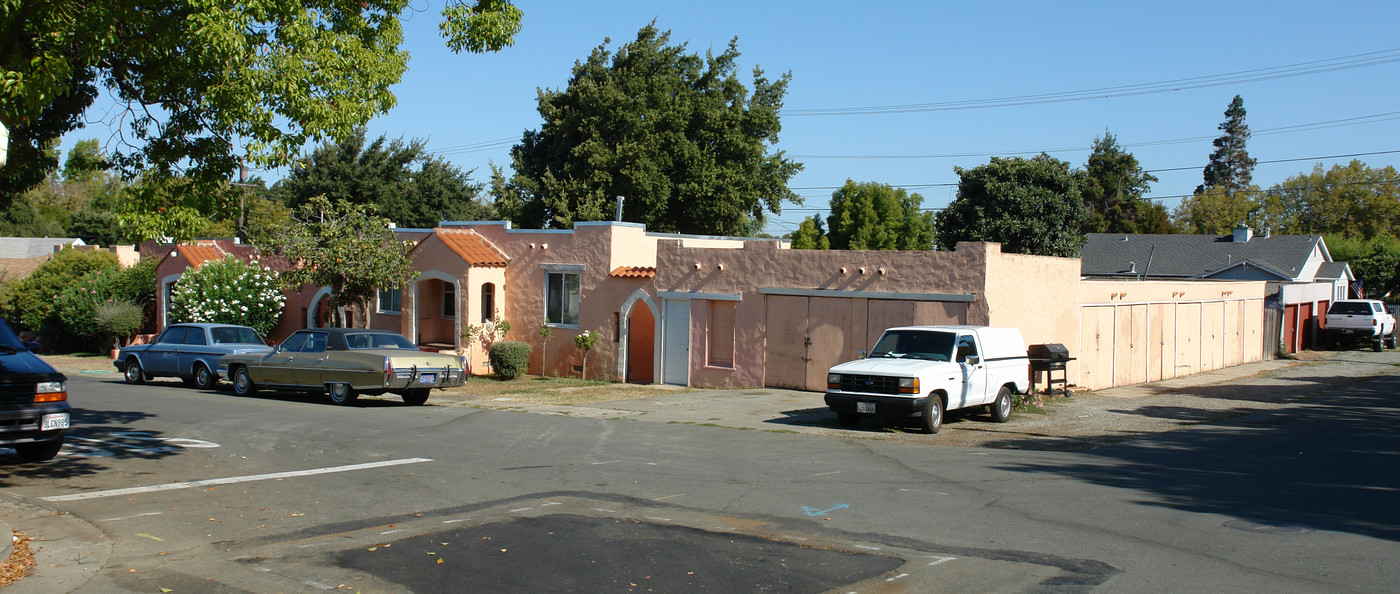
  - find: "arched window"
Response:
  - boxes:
[481,283,496,322]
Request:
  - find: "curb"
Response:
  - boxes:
[0,495,109,593]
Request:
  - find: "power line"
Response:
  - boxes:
[784,48,1400,116]
[789,111,1400,160]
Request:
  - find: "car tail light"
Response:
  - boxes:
[35,381,67,403]
[461,355,470,378]
[384,356,393,387]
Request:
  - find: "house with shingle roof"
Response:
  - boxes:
[0,237,86,280]
[1081,227,1352,353]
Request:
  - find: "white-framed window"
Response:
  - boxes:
[377,286,402,314]
[442,282,456,318]
[544,269,581,327]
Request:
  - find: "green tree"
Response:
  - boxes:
[1266,161,1400,240]
[824,180,934,250]
[1171,185,1259,234]
[1197,95,1258,195]
[1327,234,1400,299]
[493,23,802,236]
[1081,132,1160,233]
[276,130,493,229]
[788,216,830,250]
[271,196,419,328]
[1,0,522,201]
[934,154,1088,257]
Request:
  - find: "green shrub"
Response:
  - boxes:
[95,299,144,349]
[0,248,119,334]
[489,341,532,380]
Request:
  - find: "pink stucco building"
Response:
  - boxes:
[152,221,1269,392]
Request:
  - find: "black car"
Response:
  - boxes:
[0,318,70,461]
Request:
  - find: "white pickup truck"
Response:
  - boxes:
[1323,299,1396,351]
[825,325,1030,433]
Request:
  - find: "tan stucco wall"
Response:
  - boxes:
[1073,279,1267,390]
[983,245,1082,348]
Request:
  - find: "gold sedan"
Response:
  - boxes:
[219,328,468,405]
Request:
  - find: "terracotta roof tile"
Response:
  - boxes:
[610,266,656,279]
[435,228,509,267]
[172,245,227,269]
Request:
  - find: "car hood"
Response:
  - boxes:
[0,349,65,383]
[829,357,959,375]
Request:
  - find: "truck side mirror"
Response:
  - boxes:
[964,355,980,366]
[859,349,868,358]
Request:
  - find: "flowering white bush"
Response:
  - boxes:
[169,256,286,336]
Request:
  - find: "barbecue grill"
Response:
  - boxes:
[1028,343,1073,395]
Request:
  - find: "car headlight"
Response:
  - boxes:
[36,381,67,403]
[827,373,841,389]
[897,377,919,394]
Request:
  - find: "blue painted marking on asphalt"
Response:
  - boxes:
[802,504,850,516]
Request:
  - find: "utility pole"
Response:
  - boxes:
[230,158,254,243]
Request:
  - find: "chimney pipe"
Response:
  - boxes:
[615,196,624,222]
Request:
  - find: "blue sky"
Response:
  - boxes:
[65,1,1400,237]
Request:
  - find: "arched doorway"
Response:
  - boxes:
[620,291,659,384]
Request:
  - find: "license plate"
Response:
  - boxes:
[419,373,436,384]
[1344,329,1355,334]
[856,401,875,414]
[41,413,69,431]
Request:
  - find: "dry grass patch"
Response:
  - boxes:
[442,374,689,406]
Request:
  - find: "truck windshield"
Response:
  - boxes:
[869,330,955,361]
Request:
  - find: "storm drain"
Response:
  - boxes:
[1223,519,1315,535]
[338,514,902,593]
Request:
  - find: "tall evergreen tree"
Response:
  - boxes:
[1081,132,1159,233]
[1197,95,1258,195]
[492,24,802,236]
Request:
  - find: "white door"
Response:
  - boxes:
[662,299,690,386]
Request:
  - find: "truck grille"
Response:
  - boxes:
[837,374,901,395]
[0,383,38,406]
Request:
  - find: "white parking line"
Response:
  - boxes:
[41,458,434,502]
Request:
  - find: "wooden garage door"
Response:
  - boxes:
[1079,306,1115,390]
[766,295,968,392]
[765,295,810,390]
[806,298,857,390]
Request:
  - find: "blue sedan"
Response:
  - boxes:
[115,323,273,389]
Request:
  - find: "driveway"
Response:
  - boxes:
[440,349,1400,449]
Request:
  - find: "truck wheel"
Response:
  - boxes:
[919,395,944,434]
[837,412,859,428]
[15,436,64,462]
[1375,337,1384,352]
[990,386,1013,423]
